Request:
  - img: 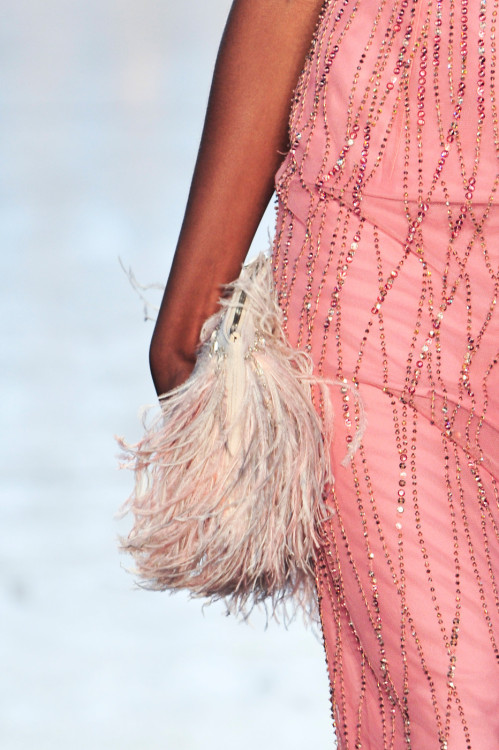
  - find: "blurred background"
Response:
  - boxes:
[0,1,334,749]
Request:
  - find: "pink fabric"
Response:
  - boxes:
[273,1,499,747]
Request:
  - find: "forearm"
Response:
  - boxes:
[150,0,324,393]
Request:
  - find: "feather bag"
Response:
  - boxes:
[118,254,362,615]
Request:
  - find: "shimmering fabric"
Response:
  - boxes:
[272,1,499,747]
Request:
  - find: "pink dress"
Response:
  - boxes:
[272,1,499,747]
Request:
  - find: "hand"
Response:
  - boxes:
[149,344,196,398]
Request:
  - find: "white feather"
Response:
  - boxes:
[118,254,365,618]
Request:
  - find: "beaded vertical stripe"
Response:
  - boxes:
[273,1,498,747]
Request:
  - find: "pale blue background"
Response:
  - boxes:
[0,2,334,748]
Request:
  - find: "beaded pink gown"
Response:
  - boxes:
[272,1,499,747]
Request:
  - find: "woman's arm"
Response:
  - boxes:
[150,0,324,395]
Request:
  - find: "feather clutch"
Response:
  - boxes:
[118,254,361,615]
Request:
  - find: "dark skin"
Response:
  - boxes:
[149,0,325,395]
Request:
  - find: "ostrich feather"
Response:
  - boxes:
[118,254,364,616]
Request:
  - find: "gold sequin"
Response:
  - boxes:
[273,0,498,746]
